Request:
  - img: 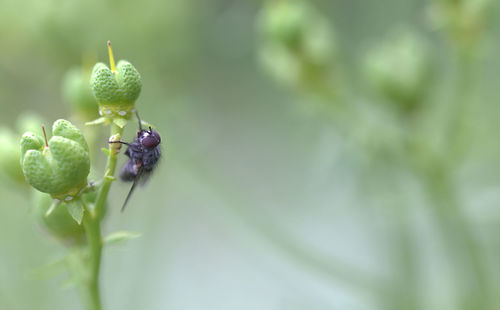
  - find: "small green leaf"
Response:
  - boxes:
[104,231,142,245]
[45,200,60,217]
[105,175,116,181]
[101,147,111,156]
[29,256,68,280]
[66,201,84,224]
[85,117,108,126]
[112,118,128,128]
[63,248,88,288]
[59,275,80,289]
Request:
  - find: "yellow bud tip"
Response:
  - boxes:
[107,40,116,73]
[41,125,48,147]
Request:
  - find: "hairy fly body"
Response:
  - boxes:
[110,112,161,211]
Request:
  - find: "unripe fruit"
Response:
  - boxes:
[90,56,142,120]
[21,119,90,200]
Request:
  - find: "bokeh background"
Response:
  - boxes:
[1,0,500,309]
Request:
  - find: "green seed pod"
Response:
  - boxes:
[363,30,432,111]
[21,119,90,200]
[33,191,85,244]
[90,42,142,120]
[63,67,99,119]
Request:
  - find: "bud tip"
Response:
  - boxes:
[41,125,48,147]
[107,40,116,73]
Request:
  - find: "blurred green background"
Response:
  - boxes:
[2,0,500,309]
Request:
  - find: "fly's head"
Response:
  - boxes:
[138,127,161,149]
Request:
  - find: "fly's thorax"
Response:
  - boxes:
[141,147,160,170]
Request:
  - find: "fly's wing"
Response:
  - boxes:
[121,165,143,212]
[139,170,153,186]
[138,147,161,186]
[119,160,137,182]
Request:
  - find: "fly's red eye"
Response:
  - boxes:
[152,130,161,143]
[142,135,159,148]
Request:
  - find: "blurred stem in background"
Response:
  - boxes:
[448,52,476,166]
[419,1,492,307]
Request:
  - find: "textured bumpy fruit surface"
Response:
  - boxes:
[21,119,90,198]
[90,61,142,105]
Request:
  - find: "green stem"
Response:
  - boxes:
[80,123,124,310]
[94,123,124,219]
[81,199,102,310]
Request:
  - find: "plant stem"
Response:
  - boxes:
[80,122,124,310]
[94,123,124,219]
[82,199,102,310]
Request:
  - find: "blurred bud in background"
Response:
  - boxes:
[257,0,337,96]
[428,0,492,56]
[0,128,24,184]
[63,65,101,162]
[0,112,46,186]
[363,29,433,112]
[63,66,99,121]
[33,191,85,244]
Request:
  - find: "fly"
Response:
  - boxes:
[109,111,161,211]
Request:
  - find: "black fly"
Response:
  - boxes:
[110,112,161,211]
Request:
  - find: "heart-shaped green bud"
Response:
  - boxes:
[21,119,90,200]
[90,60,142,120]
